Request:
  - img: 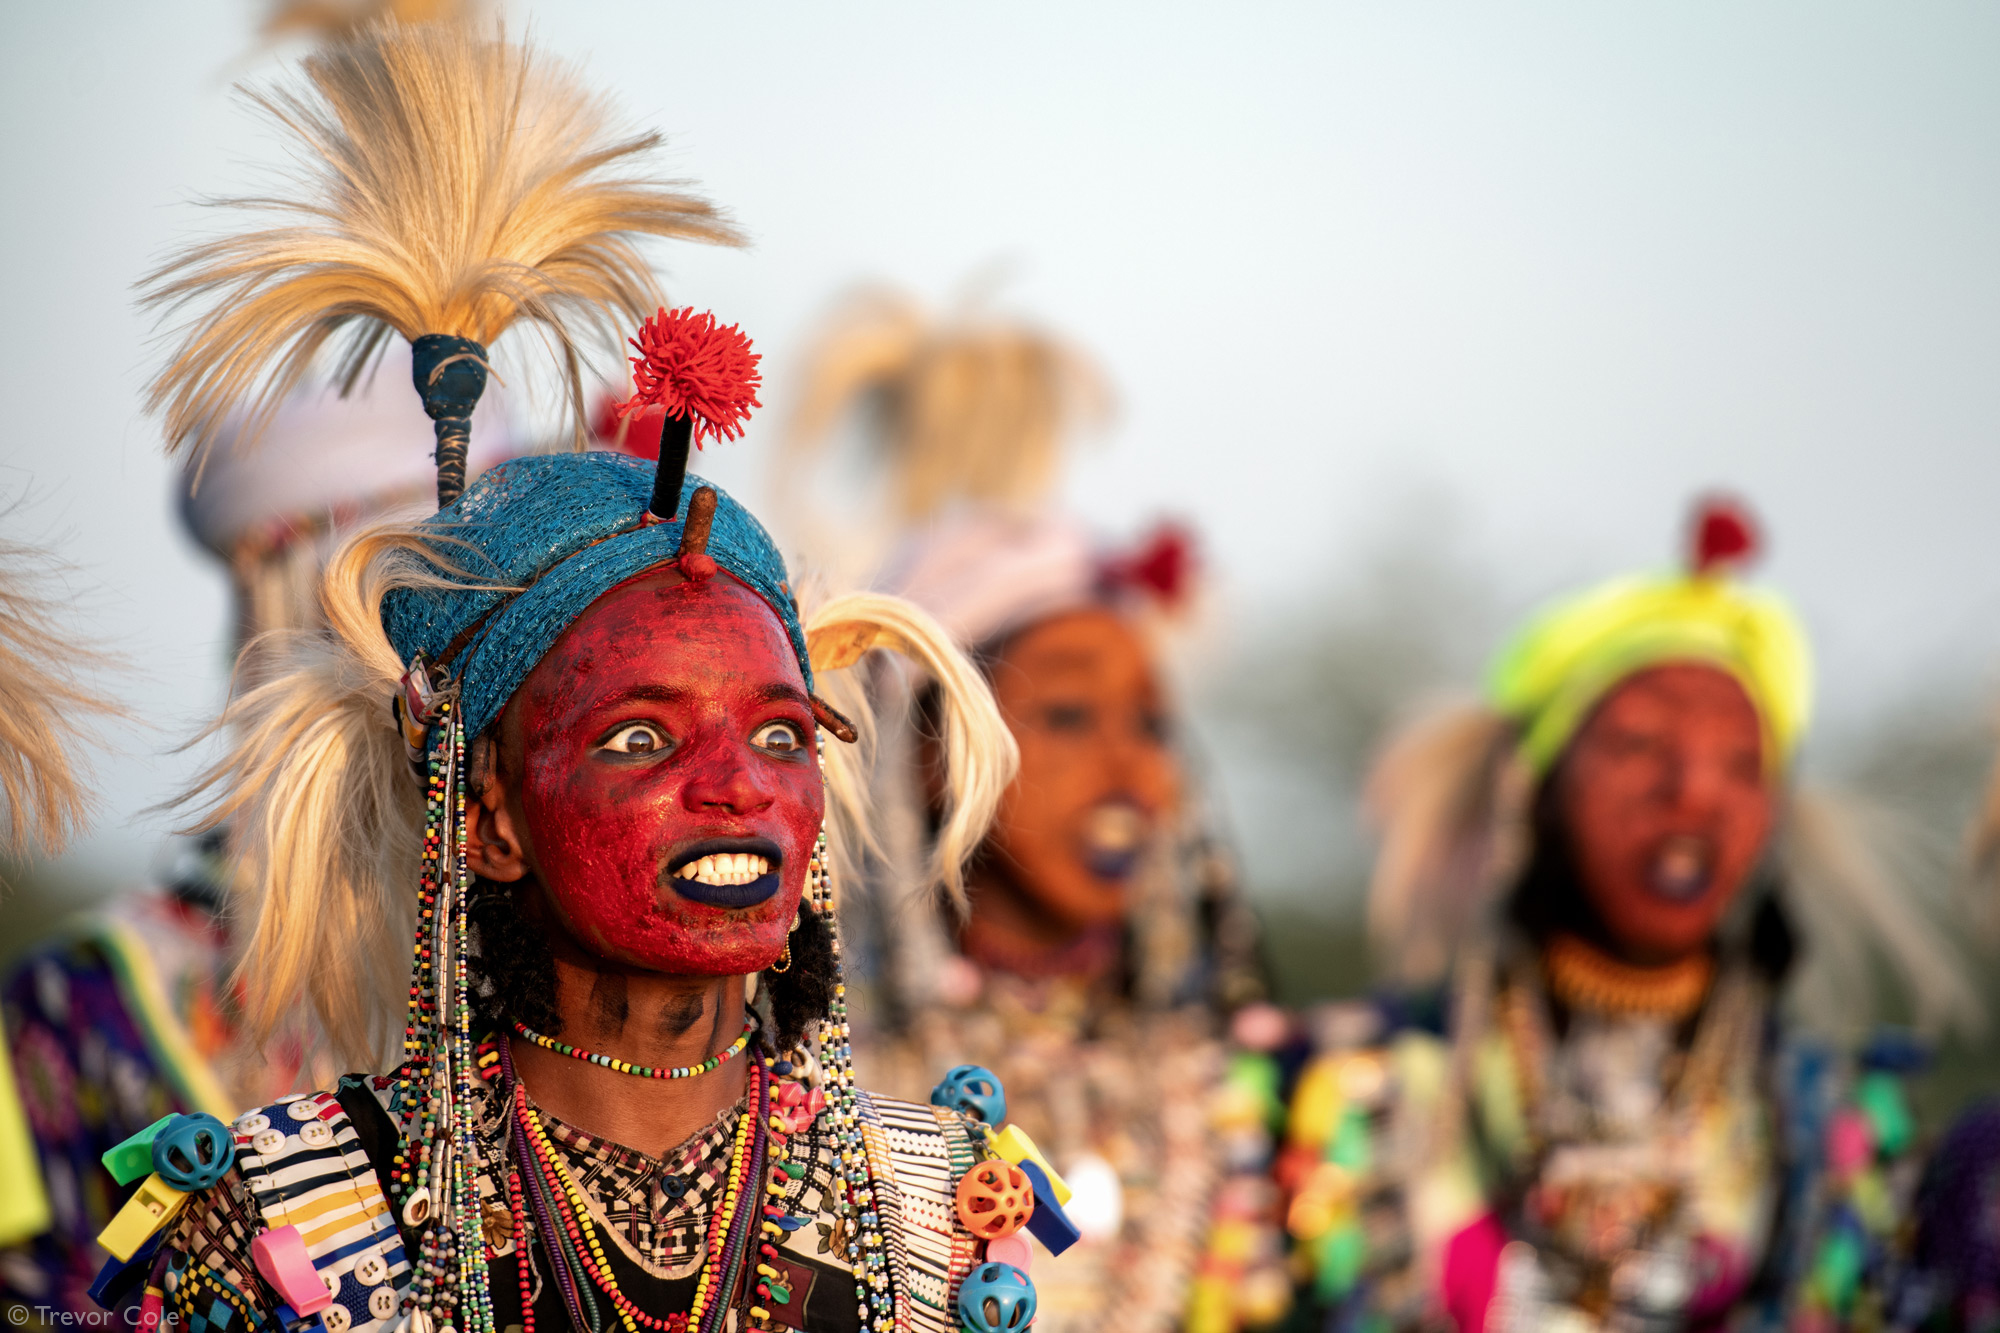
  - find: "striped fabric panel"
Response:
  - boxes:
[855,1096,913,1332]
[231,1094,412,1333]
[867,1097,975,1333]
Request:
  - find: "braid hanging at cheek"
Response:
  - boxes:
[467,877,563,1038]
[765,904,837,1053]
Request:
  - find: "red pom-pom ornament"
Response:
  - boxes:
[618,307,763,446]
[1100,521,1197,608]
[1688,495,1760,575]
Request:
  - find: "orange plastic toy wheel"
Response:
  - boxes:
[955,1160,1035,1241]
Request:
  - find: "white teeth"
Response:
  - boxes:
[679,853,774,886]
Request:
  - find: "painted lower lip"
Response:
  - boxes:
[1084,848,1141,881]
[1646,877,1711,904]
[672,872,781,909]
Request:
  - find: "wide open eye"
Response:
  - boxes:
[602,723,669,755]
[752,720,805,754]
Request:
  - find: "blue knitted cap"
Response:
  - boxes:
[382,451,810,739]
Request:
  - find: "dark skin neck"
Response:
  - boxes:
[505,892,749,1158]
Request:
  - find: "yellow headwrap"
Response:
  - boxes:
[1485,566,1813,776]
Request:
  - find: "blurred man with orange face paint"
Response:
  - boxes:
[782,292,1273,1333]
[1271,499,1983,1333]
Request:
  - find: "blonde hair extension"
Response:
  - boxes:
[1780,786,1984,1040]
[142,21,741,471]
[806,591,1018,914]
[180,522,505,1068]
[1363,701,1523,987]
[0,542,120,859]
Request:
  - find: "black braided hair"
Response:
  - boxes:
[764,904,837,1053]
[466,876,562,1038]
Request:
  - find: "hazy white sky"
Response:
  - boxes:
[5,2,2000,888]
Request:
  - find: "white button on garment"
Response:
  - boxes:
[325,1272,344,1299]
[321,1303,352,1333]
[300,1121,335,1148]
[236,1113,271,1135]
[251,1129,286,1157]
[288,1100,321,1121]
[355,1255,388,1287]
[368,1287,397,1321]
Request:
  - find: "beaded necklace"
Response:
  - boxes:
[514,1062,766,1333]
[511,1018,754,1079]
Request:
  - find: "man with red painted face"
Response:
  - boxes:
[97,27,1032,1333]
[1273,499,1981,1332]
[780,294,1274,1333]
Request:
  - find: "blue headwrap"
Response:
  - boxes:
[382,451,810,740]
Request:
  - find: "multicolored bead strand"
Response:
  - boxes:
[510,1019,754,1079]
[382,698,497,1333]
[805,818,896,1333]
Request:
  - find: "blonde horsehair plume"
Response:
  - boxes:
[784,288,1112,522]
[805,591,1017,914]
[142,21,741,472]
[262,0,481,46]
[178,523,497,1068]
[1780,787,1983,1040]
[1362,700,1523,987]
[1967,738,2000,944]
[0,541,121,860]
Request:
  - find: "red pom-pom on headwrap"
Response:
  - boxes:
[1100,521,1196,609]
[1688,494,1760,575]
[617,307,763,446]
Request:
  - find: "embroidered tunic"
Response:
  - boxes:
[152,1069,980,1333]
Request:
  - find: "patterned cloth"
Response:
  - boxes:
[865,968,1234,1333]
[155,1063,979,1333]
[0,893,287,1320]
[1270,954,1942,1333]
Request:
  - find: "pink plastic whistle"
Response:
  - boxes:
[251,1226,332,1316]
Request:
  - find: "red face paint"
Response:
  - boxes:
[1554,663,1775,964]
[501,569,823,976]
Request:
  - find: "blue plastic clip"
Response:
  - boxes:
[1015,1160,1080,1256]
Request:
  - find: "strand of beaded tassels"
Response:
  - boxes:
[386,699,501,1333]
[803,816,896,1333]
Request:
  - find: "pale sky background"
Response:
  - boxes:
[4,2,2000,902]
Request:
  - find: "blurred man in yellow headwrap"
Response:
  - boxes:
[1269,498,1980,1332]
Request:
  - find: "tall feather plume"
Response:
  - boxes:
[261,0,480,46]
[784,287,1112,522]
[142,21,742,491]
[0,541,121,860]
